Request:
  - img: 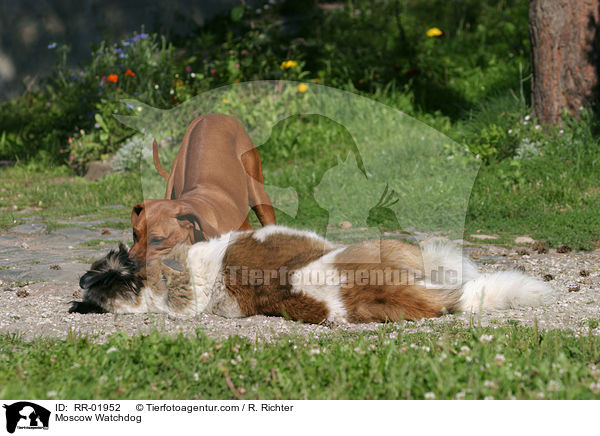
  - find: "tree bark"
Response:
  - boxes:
[529,0,600,124]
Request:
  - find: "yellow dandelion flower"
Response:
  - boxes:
[426,27,443,37]
[222,98,228,103]
[297,83,308,93]
[280,60,298,69]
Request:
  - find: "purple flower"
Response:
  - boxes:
[186,65,192,73]
[122,41,130,46]
[125,104,134,109]
[132,33,149,42]
[48,42,57,49]
[256,8,262,14]
[294,165,298,169]
[119,53,128,58]
[114,48,123,54]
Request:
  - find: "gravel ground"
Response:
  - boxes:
[1,217,599,342]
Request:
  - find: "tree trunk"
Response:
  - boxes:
[529,0,600,124]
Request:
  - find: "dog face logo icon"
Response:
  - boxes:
[3,402,50,433]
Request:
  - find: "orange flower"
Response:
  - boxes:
[125,69,136,77]
[107,74,118,83]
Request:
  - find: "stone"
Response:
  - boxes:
[338,221,352,229]
[470,234,499,240]
[515,236,535,244]
[532,243,549,254]
[84,161,113,182]
[9,223,46,235]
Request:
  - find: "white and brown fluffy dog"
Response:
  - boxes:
[71,226,555,323]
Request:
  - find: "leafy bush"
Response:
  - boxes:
[111,135,150,173]
[0,31,178,168]
[0,0,558,169]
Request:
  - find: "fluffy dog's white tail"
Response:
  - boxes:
[421,240,555,313]
[458,271,555,312]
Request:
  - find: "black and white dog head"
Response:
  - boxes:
[70,243,143,313]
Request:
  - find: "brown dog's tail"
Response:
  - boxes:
[153,139,170,180]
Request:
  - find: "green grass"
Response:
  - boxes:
[92,220,131,230]
[1,325,599,399]
[80,239,122,247]
[0,164,143,231]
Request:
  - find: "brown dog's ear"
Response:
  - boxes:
[176,213,219,241]
[131,203,144,226]
[175,204,219,242]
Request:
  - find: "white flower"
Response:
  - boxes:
[479,334,493,344]
[590,382,600,394]
[106,347,118,354]
[484,396,494,400]
[547,380,560,392]
[524,115,531,121]
[536,392,545,399]
[424,392,436,400]
[494,354,505,366]
[483,380,498,389]
[559,129,564,135]
[508,129,513,134]
[47,391,58,398]
[535,125,541,130]
[460,345,470,355]
[193,373,199,381]
[455,391,466,400]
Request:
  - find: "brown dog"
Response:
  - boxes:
[130,113,276,262]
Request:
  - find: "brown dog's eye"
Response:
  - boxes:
[150,237,166,246]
